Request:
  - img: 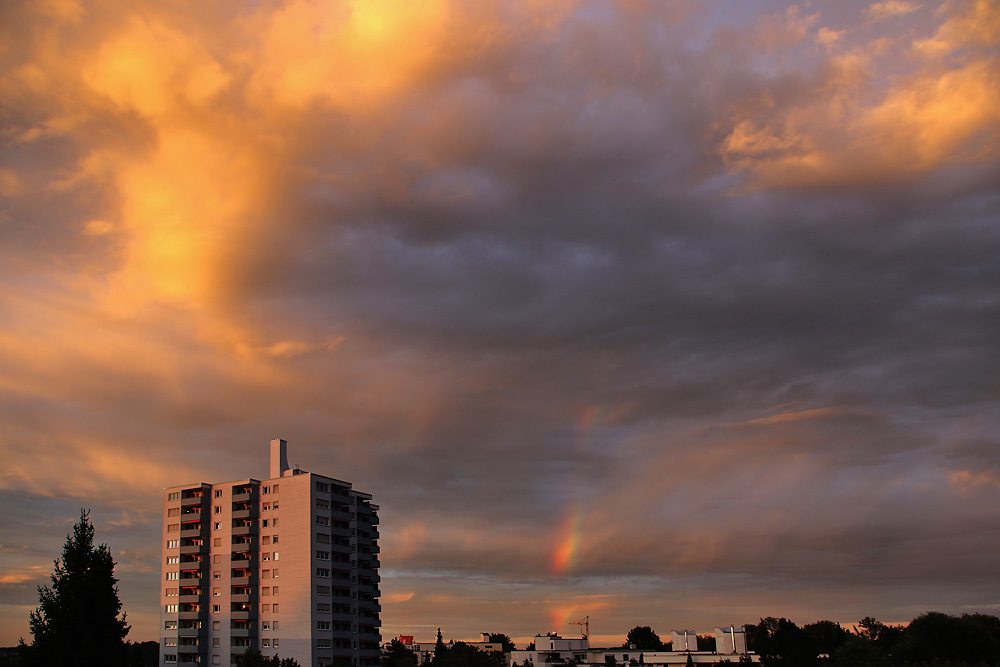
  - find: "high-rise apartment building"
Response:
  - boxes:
[159,439,381,667]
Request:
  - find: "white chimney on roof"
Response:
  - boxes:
[270,438,289,479]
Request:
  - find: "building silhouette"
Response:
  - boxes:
[160,439,381,667]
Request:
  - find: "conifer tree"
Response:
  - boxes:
[24,509,130,667]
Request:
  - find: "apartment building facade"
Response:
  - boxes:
[160,439,381,667]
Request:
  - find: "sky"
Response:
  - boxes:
[1,0,999,649]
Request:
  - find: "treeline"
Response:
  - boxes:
[743,613,1000,666]
[383,630,510,667]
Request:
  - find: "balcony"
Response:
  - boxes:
[230,575,256,587]
[232,522,258,537]
[178,610,205,621]
[179,544,205,556]
[232,508,258,521]
[230,627,255,638]
[177,626,206,637]
[231,593,257,604]
[180,495,205,508]
[230,608,257,621]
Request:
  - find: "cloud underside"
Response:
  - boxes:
[1,0,999,645]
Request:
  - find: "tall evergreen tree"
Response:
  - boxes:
[24,509,130,667]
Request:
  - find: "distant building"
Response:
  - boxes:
[508,628,757,667]
[159,439,381,667]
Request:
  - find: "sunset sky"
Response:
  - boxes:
[2,0,999,649]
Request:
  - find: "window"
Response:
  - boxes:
[263,502,271,511]
[165,604,178,613]
[273,484,279,493]
[316,498,330,509]
[166,572,178,580]
[213,638,221,648]
[165,588,178,597]
[316,516,330,526]
[262,587,270,597]
[272,518,279,527]
[317,568,330,578]
[213,571,221,580]
[272,569,278,578]
[168,492,181,501]
[262,536,271,545]
[316,533,330,544]
[274,638,279,647]
[212,604,221,613]
[317,640,331,649]
[272,535,279,544]
[263,486,270,495]
[317,603,331,613]
[262,639,271,648]
[272,586,278,596]
[262,553,271,562]
[316,550,330,560]
[166,556,179,564]
[273,552,279,560]
[213,656,220,665]
[214,506,222,514]
[262,570,271,579]
[164,655,177,663]
[214,522,221,530]
[167,508,180,517]
[213,621,221,630]
[317,586,331,596]
[317,482,330,492]
[213,554,221,563]
[214,489,223,498]
[318,621,332,630]
[272,604,278,613]
[213,588,221,597]
[273,621,279,630]
[164,637,177,646]
[262,604,271,613]
[262,621,271,631]
[273,500,279,509]
[166,540,179,549]
[213,538,222,547]
[262,519,269,528]
[165,620,178,630]
[167,523,179,533]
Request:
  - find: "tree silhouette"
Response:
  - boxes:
[624,627,663,651]
[23,509,130,667]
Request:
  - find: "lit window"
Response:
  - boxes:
[273,552,279,560]
[165,588,178,597]
[166,540,179,549]
[165,604,178,613]
[166,572,178,580]
[165,620,178,630]
[164,638,177,647]
[166,556,179,564]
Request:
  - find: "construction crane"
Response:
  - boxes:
[570,615,589,640]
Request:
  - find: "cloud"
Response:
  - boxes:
[1,0,999,648]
